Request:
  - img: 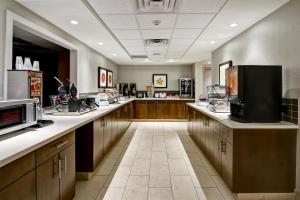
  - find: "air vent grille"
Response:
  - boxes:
[133,0,181,13]
[145,39,168,47]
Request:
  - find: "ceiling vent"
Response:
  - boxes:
[145,39,168,47]
[131,55,148,60]
[133,0,181,13]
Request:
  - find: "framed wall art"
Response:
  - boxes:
[153,74,168,88]
[98,67,107,88]
[107,70,113,88]
[219,60,233,86]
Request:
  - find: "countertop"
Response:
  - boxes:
[0,99,134,168]
[134,98,195,101]
[187,103,299,130]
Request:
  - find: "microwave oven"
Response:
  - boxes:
[0,99,37,136]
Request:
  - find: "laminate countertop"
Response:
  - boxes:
[187,103,299,130]
[134,98,195,101]
[0,99,135,168]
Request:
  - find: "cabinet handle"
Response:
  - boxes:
[58,159,62,179]
[56,141,69,149]
[64,155,67,173]
[52,159,57,178]
[218,141,221,152]
[105,121,108,126]
[221,141,227,153]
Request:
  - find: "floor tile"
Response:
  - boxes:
[151,151,168,165]
[97,187,125,200]
[171,176,199,200]
[135,150,152,159]
[123,176,149,200]
[168,158,190,175]
[211,175,235,200]
[105,166,131,188]
[196,187,224,200]
[149,165,171,187]
[148,188,173,200]
[94,158,118,175]
[75,175,107,199]
[131,159,151,175]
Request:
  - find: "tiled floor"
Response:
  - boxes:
[74,122,235,200]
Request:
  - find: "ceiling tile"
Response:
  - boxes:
[126,46,145,52]
[87,0,134,14]
[176,14,214,28]
[180,0,227,13]
[101,15,138,29]
[128,50,146,55]
[146,46,168,53]
[168,45,189,53]
[112,29,142,39]
[170,38,194,46]
[141,29,172,39]
[120,39,144,47]
[172,29,203,39]
[137,14,177,29]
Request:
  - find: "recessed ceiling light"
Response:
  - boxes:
[142,59,151,63]
[166,59,176,63]
[112,53,117,56]
[207,61,212,64]
[210,41,215,44]
[230,23,238,27]
[98,42,103,46]
[70,20,78,25]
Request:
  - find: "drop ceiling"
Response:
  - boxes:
[17,0,290,65]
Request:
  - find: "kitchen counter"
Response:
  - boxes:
[187,103,298,129]
[135,98,195,101]
[0,99,134,168]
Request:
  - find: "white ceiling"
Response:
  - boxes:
[17,0,290,65]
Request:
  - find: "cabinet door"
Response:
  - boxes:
[36,155,60,200]
[110,111,117,143]
[103,115,112,154]
[0,170,36,200]
[134,101,147,119]
[60,144,76,200]
[93,119,104,168]
[147,100,157,119]
[169,101,178,119]
[157,100,169,119]
[177,101,186,119]
[221,140,233,189]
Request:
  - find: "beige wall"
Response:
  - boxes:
[0,0,118,97]
[118,65,193,91]
[211,0,300,196]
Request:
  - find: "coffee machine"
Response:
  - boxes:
[116,83,129,97]
[226,65,282,122]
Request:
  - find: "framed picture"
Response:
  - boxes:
[153,74,168,88]
[107,70,113,88]
[219,61,233,86]
[98,67,107,88]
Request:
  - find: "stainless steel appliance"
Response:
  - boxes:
[0,99,38,136]
[7,70,43,106]
[179,78,193,98]
[116,83,129,97]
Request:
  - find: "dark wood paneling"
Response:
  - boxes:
[147,100,157,119]
[233,129,297,193]
[134,100,148,119]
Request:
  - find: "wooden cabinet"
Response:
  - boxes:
[134,100,147,119]
[36,156,59,200]
[103,114,112,154]
[36,132,75,200]
[93,119,104,169]
[187,105,297,194]
[59,144,76,200]
[135,100,193,120]
[0,153,36,200]
[147,100,157,119]
[0,170,36,200]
